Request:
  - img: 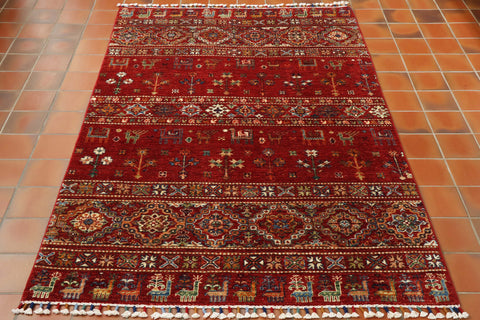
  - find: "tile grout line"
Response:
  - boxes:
[1,0,93,248]
[406,0,480,246]
[436,2,480,80]
[373,0,480,248]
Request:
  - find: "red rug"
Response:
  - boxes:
[16,3,468,319]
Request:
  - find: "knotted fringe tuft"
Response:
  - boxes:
[13,303,469,319]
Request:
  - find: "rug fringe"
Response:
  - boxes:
[13,302,469,319]
[116,2,350,8]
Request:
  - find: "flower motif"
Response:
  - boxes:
[263,148,274,157]
[220,148,233,157]
[101,157,113,165]
[93,147,106,155]
[106,79,116,84]
[306,149,318,157]
[117,72,127,78]
[71,211,107,233]
[123,78,133,84]
[80,156,94,165]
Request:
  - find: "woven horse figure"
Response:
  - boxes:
[403,279,424,302]
[175,276,202,302]
[147,276,173,302]
[301,129,325,145]
[374,278,397,302]
[291,278,314,303]
[159,128,183,144]
[429,279,450,303]
[30,272,61,299]
[91,277,115,301]
[229,128,253,144]
[318,276,342,302]
[263,279,286,302]
[206,280,229,302]
[234,280,257,302]
[347,278,369,302]
[60,275,88,299]
[119,277,144,302]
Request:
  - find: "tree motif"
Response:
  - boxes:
[106,72,133,94]
[253,148,285,180]
[340,149,371,181]
[297,149,330,180]
[169,149,199,179]
[124,149,157,179]
[209,148,244,180]
[284,73,312,96]
[80,147,113,177]
[321,72,346,96]
[213,72,241,95]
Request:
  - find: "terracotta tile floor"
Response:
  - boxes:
[0,0,479,319]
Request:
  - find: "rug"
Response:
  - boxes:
[15,3,468,319]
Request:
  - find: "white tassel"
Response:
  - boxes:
[61,304,71,315]
[191,308,201,319]
[251,308,259,319]
[11,306,22,315]
[79,305,88,316]
[294,308,302,319]
[227,308,236,319]
[152,309,162,320]
[34,303,44,315]
[244,307,252,319]
[267,309,276,319]
[310,308,320,319]
[203,308,211,319]
[122,307,132,319]
[211,309,220,319]
[24,306,33,315]
[428,313,437,320]
[71,304,81,316]
[259,308,268,318]
[285,308,294,319]
[410,309,419,318]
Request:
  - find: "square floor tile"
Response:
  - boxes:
[24,71,65,90]
[428,111,470,133]
[9,38,44,54]
[459,187,480,216]
[0,160,27,186]
[19,159,68,186]
[447,160,480,185]
[435,54,473,71]
[413,9,445,23]
[420,186,468,217]
[410,73,449,90]
[419,23,454,38]
[389,23,422,38]
[14,91,55,110]
[0,54,37,71]
[0,71,29,90]
[398,134,442,158]
[0,91,19,111]
[2,111,47,134]
[6,187,57,218]
[0,134,36,158]
[437,134,480,158]
[0,218,48,253]
[417,91,458,110]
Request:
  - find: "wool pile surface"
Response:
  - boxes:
[16,3,467,319]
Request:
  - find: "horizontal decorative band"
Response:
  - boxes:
[116,2,351,9]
